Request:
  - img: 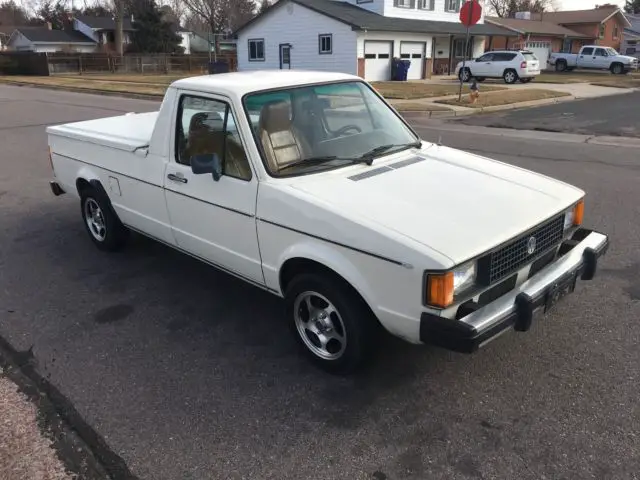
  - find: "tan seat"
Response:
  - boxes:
[258,101,310,173]
[185,112,252,180]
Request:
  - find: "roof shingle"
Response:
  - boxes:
[236,0,517,36]
[75,15,135,31]
[531,7,622,25]
[485,16,591,38]
[16,28,95,44]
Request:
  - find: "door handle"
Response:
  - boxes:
[167,173,188,184]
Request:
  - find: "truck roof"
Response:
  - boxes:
[170,70,360,97]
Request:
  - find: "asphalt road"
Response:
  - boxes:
[452,90,640,138]
[1,85,639,480]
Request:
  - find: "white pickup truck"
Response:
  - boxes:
[47,71,609,374]
[549,45,638,74]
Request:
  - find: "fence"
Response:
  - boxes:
[0,52,50,75]
[46,52,237,75]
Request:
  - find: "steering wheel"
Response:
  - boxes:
[333,124,362,137]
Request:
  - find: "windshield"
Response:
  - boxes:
[243,81,419,176]
[606,47,619,56]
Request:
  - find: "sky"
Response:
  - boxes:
[559,0,625,10]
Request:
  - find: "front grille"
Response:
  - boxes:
[477,215,564,286]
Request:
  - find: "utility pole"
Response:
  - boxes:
[114,0,124,57]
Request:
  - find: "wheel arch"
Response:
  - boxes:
[277,245,378,317]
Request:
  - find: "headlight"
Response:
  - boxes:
[564,199,584,230]
[425,261,476,309]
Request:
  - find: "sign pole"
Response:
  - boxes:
[458,24,470,102]
[457,0,480,102]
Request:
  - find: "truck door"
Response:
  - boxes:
[593,48,609,69]
[163,92,264,285]
[578,47,595,68]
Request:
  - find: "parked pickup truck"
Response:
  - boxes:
[549,45,638,74]
[47,71,609,374]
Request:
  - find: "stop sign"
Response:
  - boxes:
[459,0,482,27]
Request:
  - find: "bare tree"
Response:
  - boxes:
[486,0,557,17]
[181,0,255,35]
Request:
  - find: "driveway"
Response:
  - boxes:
[452,91,640,138]
[1,85,639,480]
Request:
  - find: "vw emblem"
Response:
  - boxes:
[527,236,537,255]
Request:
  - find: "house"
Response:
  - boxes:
[0,25,18,51]
[176,27,211,54]
[73,14,135,52]
[622,13,640,58]
[7,25,96,53]
[531,5,631,52]
[234,0,515,81]
[485,15,592,69]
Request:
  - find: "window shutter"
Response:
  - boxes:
[430,0,434,9]
[410,0,416,7]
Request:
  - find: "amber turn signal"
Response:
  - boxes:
[427,272,454,308]
[573,199,584,226]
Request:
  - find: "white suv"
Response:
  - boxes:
[456,50,541,84]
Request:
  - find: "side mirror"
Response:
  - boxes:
[191,153,223,181]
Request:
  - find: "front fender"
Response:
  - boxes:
[276,240,378,310]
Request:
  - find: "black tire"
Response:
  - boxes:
[285,272,377,374]
[79,186,128,252]
[503,69,518,84]
[610,63,624,75]
[458,68,471,83]
[519,78,533,83]
[555,60,568,72]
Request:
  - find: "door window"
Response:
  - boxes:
[476,53,494,62]
[176,95,252,181]
[594,48,606,57]
[581,47,594,55]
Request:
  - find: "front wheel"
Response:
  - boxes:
[458,68,471,83]
[80,187,128,251]
[285,273,377,374]
[610,63,624,75]
[503,69,518,84]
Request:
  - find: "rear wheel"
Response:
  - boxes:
[555,60,568,72]
[80,186,128,252]
[503,69,518,84]
[285,272,377,374]
[458,68,471,82]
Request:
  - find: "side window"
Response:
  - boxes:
[594,48,606,57]
[477,53,493,62]
[175,95,252,181]
[582,47,594,55]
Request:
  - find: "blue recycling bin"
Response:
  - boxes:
[391,58,403,81]
[400,60,411,81]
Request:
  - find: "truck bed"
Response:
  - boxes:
[46,111,159,152]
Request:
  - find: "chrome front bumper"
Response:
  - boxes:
[420,229,609,353]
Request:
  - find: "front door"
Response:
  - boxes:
[280,44,291,69]
[164,91,264,285]
[593,48,609,68]
[579,47,595,67]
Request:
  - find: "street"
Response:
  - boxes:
[452,90,640,138]
[1,84,639,480]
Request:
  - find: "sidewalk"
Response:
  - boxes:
[0,372,73,480]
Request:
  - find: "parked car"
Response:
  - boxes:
[47,71,609,374]
[549,46,639,74]
[456,50,541,84]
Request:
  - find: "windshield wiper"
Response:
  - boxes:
[356,141,422,165]
[277,141,422,173]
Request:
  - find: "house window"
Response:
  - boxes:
[319,34,332,54]
[613,24,619,39]
[445,0,461,12]
[418,0,434,10]
[393,0,414,8]
[599,24,606,39]
[453,38,471,57]
[248,39,264,61]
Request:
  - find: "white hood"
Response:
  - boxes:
[289,146,584,264]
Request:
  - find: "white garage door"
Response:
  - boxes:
[364,41,392,81]
[522,42,551,70]
[400,42,425,80]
